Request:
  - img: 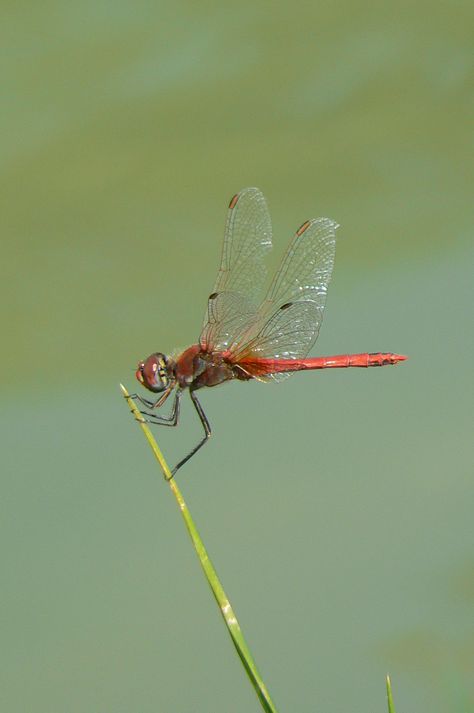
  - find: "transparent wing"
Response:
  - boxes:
[200,187,272,352]
[264,217,337,312]
[231,217,338,380]
[235,301,324,382]
[200,291,257,355]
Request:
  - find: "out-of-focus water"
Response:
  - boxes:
[1,2,472,712]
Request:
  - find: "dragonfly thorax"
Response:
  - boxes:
[136,352,175,393]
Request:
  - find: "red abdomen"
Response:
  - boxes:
[237,352,407,376]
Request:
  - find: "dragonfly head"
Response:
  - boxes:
[136,352,174,393]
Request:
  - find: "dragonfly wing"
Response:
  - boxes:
[264,217,337,313]
[236,301,324,382]
[231,217,338,379]
[200,291,258,355]
[200,188,273,352]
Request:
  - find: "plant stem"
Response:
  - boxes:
[121,384,279,713]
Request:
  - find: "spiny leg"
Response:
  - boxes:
[137,389,182,426]
[128,389,172,410]
[171,390,211,476]
[129,395,159,409]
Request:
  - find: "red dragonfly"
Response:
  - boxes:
[133,188,406,475]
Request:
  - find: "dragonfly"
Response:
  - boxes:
[132,187,406,476]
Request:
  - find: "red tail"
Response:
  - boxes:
[238,352,407,376]
[290,352,407,370]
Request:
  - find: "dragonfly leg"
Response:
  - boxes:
[170,390,211,476]
[137,389,182,426]
[127,390,170,410]
[128,394,158,409]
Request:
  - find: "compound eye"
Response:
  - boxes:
[136,362,145,385]
[137,353,168,392]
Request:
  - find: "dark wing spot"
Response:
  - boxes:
[209,292,218,300]
[296,219,311,236]
[228,193,239,209]
[280,302,293,310]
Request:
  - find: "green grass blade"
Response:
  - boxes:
[386,674,396,713]
[121,384,279,713]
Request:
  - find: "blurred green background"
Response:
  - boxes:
[1,1,472,711]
